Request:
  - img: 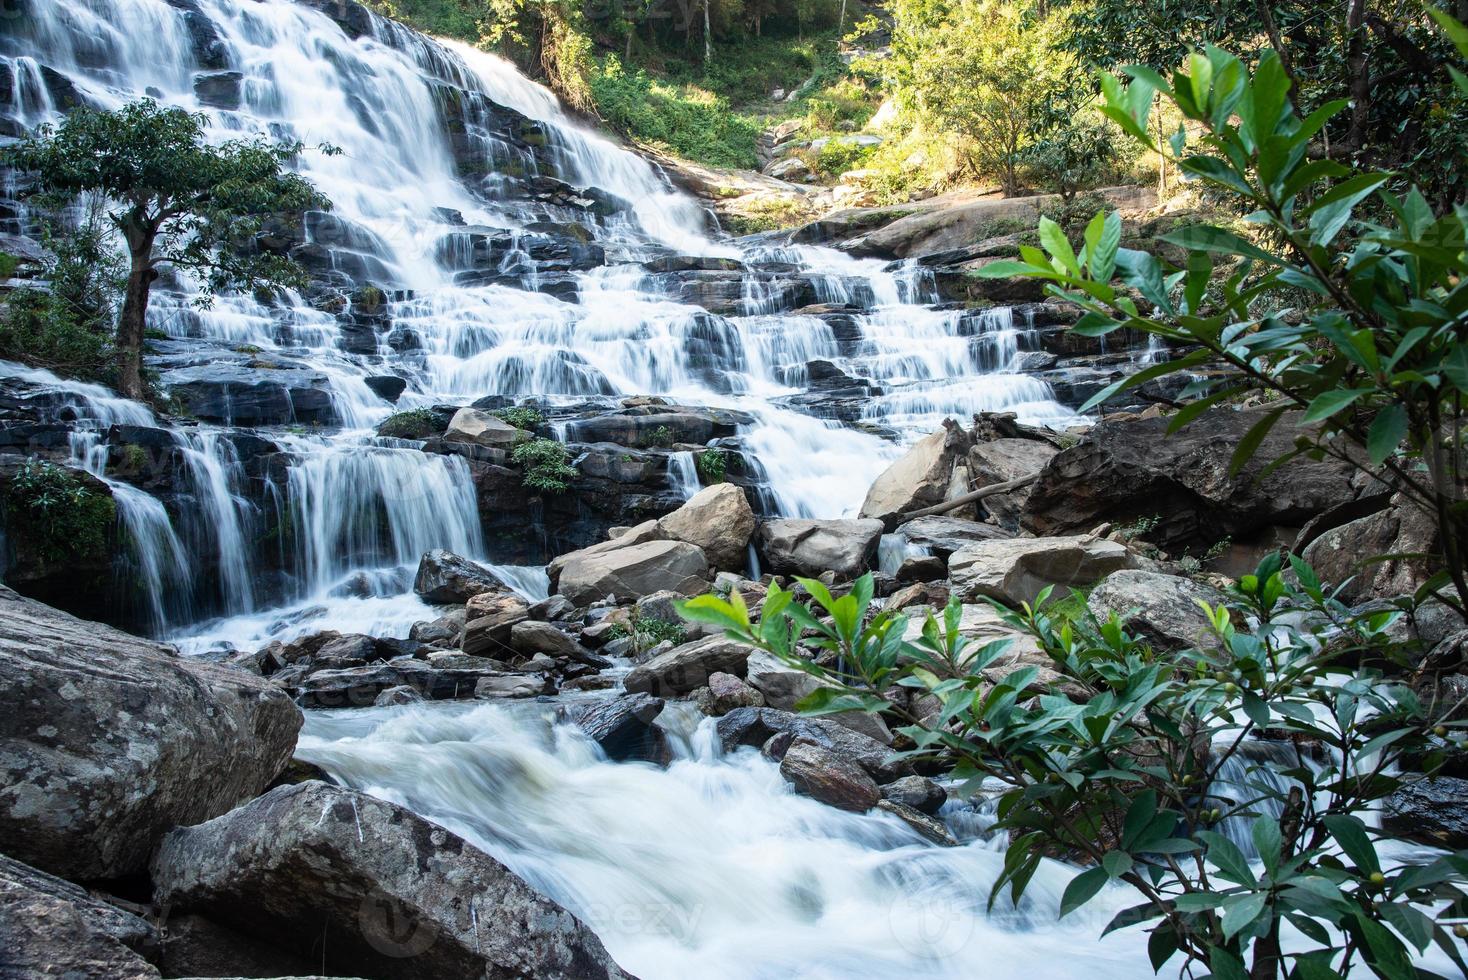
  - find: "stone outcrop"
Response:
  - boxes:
[1088,569,1231,651]
[656,482,757,571]
[948,534,1134,606]
[779,739,881,812]
[444,407,531,450]
[758,518,884,579]
[563,693,667,763]
[966,437,1058,530]
[717,706,911,782]
[1301,496,1438,604]
[623,636,754,696]
[151,781,631,979]
[0,586,301,880]
[557,539,710,605]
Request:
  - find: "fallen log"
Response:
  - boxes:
[895,473,1041,523]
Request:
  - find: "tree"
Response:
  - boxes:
[3,100,330,401]
[1022,83,1124,202]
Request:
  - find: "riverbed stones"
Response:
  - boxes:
[0,585,301,880]
[656,482,757,571]
[461,592,531,657]
[779,738,881,812]
[473,673,549,698]
[948,534,1134,606]
[413,549,506,604]
[557,539,710,605]
[1384,775,1468,848]
[1088,569,1231,651]
[880,775,947,815]
[717,706,911,782]
[890,515,1010,557]
[967,437,1058,530]
[695,671,765,715]
[758,517,885,579]
[623,635,754,696]
[510,620,609,667]
[150,781,631,979]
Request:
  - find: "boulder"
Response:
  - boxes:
[695,672,766,715]
[474,674,550,698]
[967,438,1058,530]
[759,518,885,579]
[151,782,630,979]
[1023,406,1358,550]
[444,407,530,450]
[949,534,1134,606]
[717,706,911,782]
[891,515,1010,557]
[875,799,959,846]
[657,482,757,571]
[547,519,666,582]
[296,661,501,707]
[461,592,532,658]
[0,586,301,880]
[0,853,161,979]
[558,539,710,605]
[623,636,754,696]
[744,649,892,744]
[413,550,506,604]
[510,620,609,667]
[1301,497,1438,604]
[373,685,423,707]
[1384,776,1468,848]
[156,912,321,979]
[563,693,667,762]
[860,422,971,523]
[779,738,881,812]
[880,775,947,815]
[1088,569,1230,651]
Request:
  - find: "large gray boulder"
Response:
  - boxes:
[562,692,667,762]
[0,853,161,979]
[657,482,757,571]
[558,539,710,605]
[623,636,754,696]
[443,407,530,450]
[948,534,1134,606]
[779,739,880,812]
[758,518,885,579]
[1384,775,1468,849]
[1088,569,1230,650]
[151,781,631,980]
[891,515,1010,557]
[967,437,1058,530]
[414,550,506,605]
[859,422,970,523]
[0,586,301,880]
[1302,496,1438,604]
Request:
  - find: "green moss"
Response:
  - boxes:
[3,459,115,565]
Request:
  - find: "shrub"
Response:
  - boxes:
[588,56,761,169]
[695,448,728,484]
[495,405,545,431]
[511,438,577,493]
[377,408,438,439]
[3,459,115,564]
[608,614,687,656]
[646,425,675,448]
[678,558,1468,978]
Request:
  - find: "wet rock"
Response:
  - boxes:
[530,594,576,622]
[859,421,971,523]
[510,620,610,668]
[949,534,1134,606]
[310,632,380,670]
[1024,406,1358,550]
[564,406,754,448]
[967,438,1058,530]
[563,693,667,763]
[460,591,532,656]
[558,539,710,606]
[623,636,754,696]
[758,518,885,579]
[717,706,912,782]
[363,374,407,402]
[409,608,465,646]
[1384,776,1468,848]
[372,685,423,707]
[296,661,493,707]
[0,586,301,880]
[779,738,881,812]
[743,650,893,744]
[192,69,242,109]
[1088,569,1230,651]
[413,549,506,604]
[473,673,550,698]
[151,782,631,979]
[157,912,318,979]
[890,515,1010,557]
[0,853,161,980]
[657,482,757,571]
[161,362,335,426]
[1302,497,1438,605]
[875,799,958,846]
[695,671,766,715]
[880,775,947,815]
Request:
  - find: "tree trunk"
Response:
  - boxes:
[116,238,156,402]
[1345,0,1371,154]
[703,0,712,63]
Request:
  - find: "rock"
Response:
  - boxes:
[1384,775,1468,848]
[192,69,242,109]
[161,361,335,426]
[444,407,531,450]
[474,673,549,698]
[763,157,811,180]
[875,799,959,846]
[413,549,506,604]
[758,518,885,579]
[743,649,892,743]
[656,482,757,571]
[779,738,881,812]
[717,707,911,782]
[563,693,666,762]
[373,685,423,707]
[558,539,710,606]
[510,620,609,667]
[859,422,970,523]
[897,555,946,583]
[461,592,532,658]
[364,375,407,402]
[1023,406,1359,550]
[410,609,466,646]
[880,775,947,815]
[1088,569,1230,650]
[530,594,576,622]
[1301,497,1438,604]
[151,782,630,979]
[967,438,1058,530]
[695,672,766,715]
[949,534,1134,606]
[157,912,320,979]
[891,515,1010,557]
[310,632,379,670]
[547,519,666,582]
[0,586,301,880]
[0,853,161,979]
[623,636,754,696]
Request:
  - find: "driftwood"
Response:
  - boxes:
[897,473,1041,522]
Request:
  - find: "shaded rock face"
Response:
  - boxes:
[890,515,1010,558]
[0,853,161,980]
[758,518,885,579]
[949,534,1134,606]
[152,781,631,980]
[1302,497,1439,604]
[1023,407,1359,549]
[0,586,301,880]
[717,706,911,783]
[1088,569,1230,651]
[413,549,507,604]
[563,692,667,763]
[557,538,710,605]
[967,437,1058,530]
[1384,776,1468,849]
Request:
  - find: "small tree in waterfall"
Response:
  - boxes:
[3,100,331,400]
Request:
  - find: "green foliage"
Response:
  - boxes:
[678,559,1468,978]
[695,448,728,483]
[377,408,439,439]
[511,437,577,493]
[588,56,762,169]
[607,613,687,655]
[980,35,1468,615]
[646,424,675,448]
[495,405,545,430]
[1023,83,1127,201]
[3,459,115,564]
[807,137,874,180]
[723,193,817,235]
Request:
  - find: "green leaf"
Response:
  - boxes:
[1208,947,1248,980]
[1306,173,1390,246]
[1090,211,1123,281]
[1429,6,1468,60]
[1323,814,1380,874]
[1147,926,1179,970]
[1038,217,1080,276]
[1366,404,1407,467]
[1199,830,1258,885]
[1301,388,1368,423]
[1220,891,1268,940]
[1102,850,1132,879]
[1059,865,1109,916]
[972,260,1044,279]
[1159,224,1282,267]
[1227,406,1287,477]
[1251,814,1282,874]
